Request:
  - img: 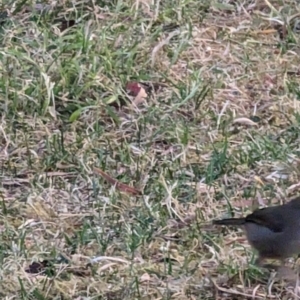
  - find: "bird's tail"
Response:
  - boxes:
[213,218,246,226]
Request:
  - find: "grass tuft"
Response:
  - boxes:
[1,0,300,298]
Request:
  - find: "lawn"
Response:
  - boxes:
[1,0,300,299]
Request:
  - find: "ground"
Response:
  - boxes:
[1,0,300,299]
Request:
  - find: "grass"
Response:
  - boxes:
[1,0,300,299]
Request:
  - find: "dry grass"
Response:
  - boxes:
[1,0,300,299]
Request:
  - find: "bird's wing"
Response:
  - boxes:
[245,207,285,233]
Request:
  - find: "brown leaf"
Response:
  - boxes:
[126,82,142,97]
[25,260,52,275]
[126,82,148,106]
[110,81,167,109]
[93,167,141,196]
[60,19,76,32]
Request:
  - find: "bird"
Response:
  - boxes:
[213,197,300,265]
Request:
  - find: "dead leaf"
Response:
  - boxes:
[140,272,152,282]
[93,167,141,196]
[126,82,141,97]
[232,117,258,126]
[254,176,265,186]
[60,19,76,32]
[25,260,54,276]
[126,82,147,106]
[132,86,147,105]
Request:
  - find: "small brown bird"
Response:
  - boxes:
[213,197,300,265]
